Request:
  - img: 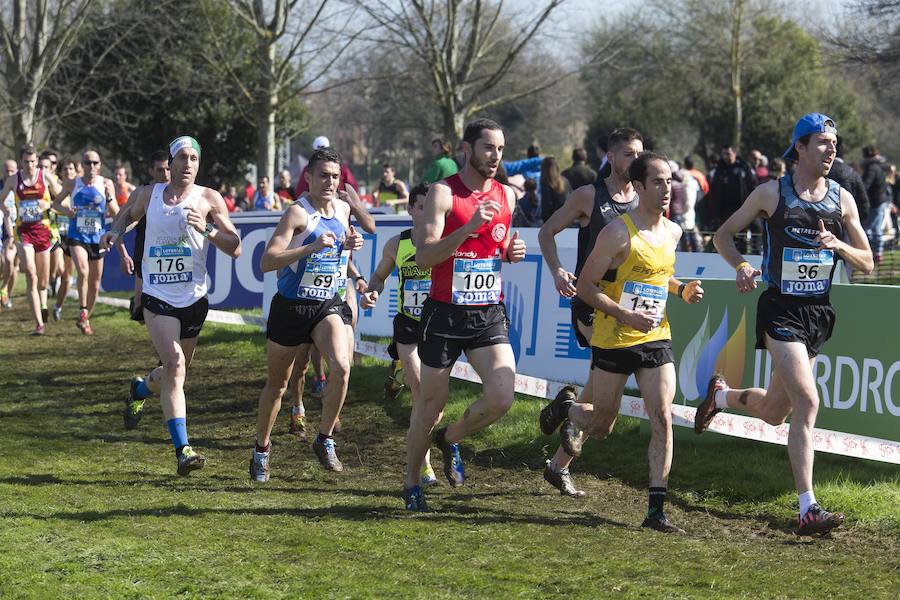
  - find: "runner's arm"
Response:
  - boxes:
[501,184,526,263]
[832,187,874,273]
[101,187,150,248]
[538,185,593,295]
[44,168,62,199]
[260,204,328,272]
[714,182,776,291]
[416,182,489,268]
[341,184,376,233]
[202,191,241,258]
[106,180,120,218]
[367,235,400,297]
[51,180,75,217]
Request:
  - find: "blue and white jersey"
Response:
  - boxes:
[67,176,108,244]
[277,196,348,302]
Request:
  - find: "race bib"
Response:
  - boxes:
[781,248,833,296]
[619,281,667,328]
[298,250,340,300]
[451,257,501,305]
[19,200,41,223]
[147,245,193,284]
[76,209,103,235]
[402,279,431,318]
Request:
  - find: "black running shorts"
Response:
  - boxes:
[417,298,510,369]
[67,239,106,261]
[591,340,674,375]
[393,312,420,347]
[266,292,344,347]
[755,287,836,357]
[141,293,209,339]
[570,297,594,349]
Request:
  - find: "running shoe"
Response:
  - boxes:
[81,319,93,335]
[403,484,429,512]
[2,297,12,309]
[289,414,308,440]
[434,427,464,487]
[540,385,577,435]
[384,360,405,401]
[560,419,585,458]
[312,376,327,397]
[543,463,586,497]
[249,450,270,483]
[32,324,45,336]
[641,512,685,534]
[312,437,343,472]
[52,305,62,321]
[694,374,727,434]
[176,446,206,476]
[420,462,438,487]
[797,504,845,536]
[123,377,147,430]
[76,310,88,332]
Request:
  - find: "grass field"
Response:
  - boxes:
[0,293,898,599]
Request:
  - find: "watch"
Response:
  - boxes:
[201,223,214,238]
[355,275,366,282]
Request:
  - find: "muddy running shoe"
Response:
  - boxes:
[641,512,685,534]
[176,446,206,476]
[76,309,88,332]
[797,504,845,536]
[543,463,586,497]
[560,419,585,458]
[384,359,405,401]
[289,414,308,441]
[540,385,577,435]
[420,462,438,487]
[81,319,93,335]
[123,377,147,430]
[312,437,343,472]
[52,305,62,321]
[694,374,728,434]
[403,484,429,512]
[434,427,464,487]
[249,450,270,483]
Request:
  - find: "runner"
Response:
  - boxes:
[114,165,136,208]
[101,136,242,476]
[52,150,119,334]
[250,147,364,482]
[696,113,873,535]
[40,151,65,300]
[0,159,19,310]
[402,118,526,511]
[360,183,439,486]
[543,151,704,533]
[51,158,79,321]
[0,146,60,334]
[537,127,643,497]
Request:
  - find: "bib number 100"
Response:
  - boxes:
[462,272,495,291]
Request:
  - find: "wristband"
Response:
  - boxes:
[735,261,751,272]
[355,276,366,282]
[201,223,214,238]
[677,282,686,300]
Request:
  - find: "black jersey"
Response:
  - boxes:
[574,180,638,279]
[761,173,843,297]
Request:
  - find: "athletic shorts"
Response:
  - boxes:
[570,297,594,348]
[134,216,146,279]
[417,298,510,369]
[141,293,209,339]
[67,239,106,261]
[16,225,53,253]
[59,235,71,257]
[591,340,674,375]
[755,288,836,357]
[335,299,353,326]
[266,292,345,347]
[393,312,420,347]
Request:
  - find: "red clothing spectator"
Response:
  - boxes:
[223,192,237,213]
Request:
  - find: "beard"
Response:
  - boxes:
[469,154,496,179]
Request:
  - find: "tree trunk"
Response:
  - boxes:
[256,40,277,184]
[730,0,744,151]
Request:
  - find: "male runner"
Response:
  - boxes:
[402,118,526,511]
[695,113,873,535]
[0,147,59,334]
[101,136,242,476]
[39,151,65,299]
[543,152,704,533]
[361,184,439,486]
[51,158,79,320]
[537,127,643,497]
[114,165,136,208]
[250,148,364,482]
[0,159,19,309]
[52,150,119,334]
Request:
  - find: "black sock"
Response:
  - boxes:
[648,487,666,517]
[255,442,270,453]
[316,433,332,444]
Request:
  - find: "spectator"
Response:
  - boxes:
[708,145,757,229]
[861,145,890,262]
[422,137,459,184]
[683,155,709,196]
[373,163,409,208]
[886,164,898,242]
[221,184,238,213]
[681,164,702,252]
[539,156,570,223]
[596,134,611,178]
[253,175,281,211]
[295,136,359,197]
[827,137,868,221]
[513,178,542,227]
[275,169,297,205]
[503,145,543,182]
[769,157,787,181]
[748,149,769,181]
[243,179,255,205]
[561,148,597,190]
[234,185,250,212]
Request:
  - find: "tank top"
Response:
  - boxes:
[14,170,51,232]
[761,173,842,298]
[575,181,638,279]
[276,197,348,302]
[67,177,108,244]
[591,213,675,349]
[395,229,431,320]
[429,174,511,305]
[142,183,209,307]
[116,186,130,207]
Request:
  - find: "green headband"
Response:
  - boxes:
[169,136,201,158]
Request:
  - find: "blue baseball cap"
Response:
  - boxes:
[783,113,837,160]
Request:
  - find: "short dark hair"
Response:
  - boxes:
[431,138,452,156]
[572,148,587,163]
[60,158,76,169]
[607,128,643,152]
[862,144,878,158]
[683,156,695,170]
[527,143,541,158]
[408,183,428,208]
[628,151,669,185]
[258,175,269,184]
[308,147,341,172]
[40,149,58,160]
[462,118,503,147]
[20,145,36,158]
[524,178,537,192]
[150,150,168,164]
[382,163,394,170]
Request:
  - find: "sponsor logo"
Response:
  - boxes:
[492,223,507,242]
[678,307,747,402]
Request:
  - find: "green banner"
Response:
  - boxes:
[668,281,900,442]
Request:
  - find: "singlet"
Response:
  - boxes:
[255,192,276,211]
[14,170,52,233]
[395,229,431,320]
[67,177,108,244]
[142,183,209,307]
[115,185,130,208]
[429,174,511,306]
[276,197,348,302]
[574,181,638,280]
[761,173,842,298]
[590,213,675,350]
[378,180,405,202]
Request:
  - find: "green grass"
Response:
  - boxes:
[0,291,898,599]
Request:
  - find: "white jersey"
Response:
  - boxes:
[141,183,209,307]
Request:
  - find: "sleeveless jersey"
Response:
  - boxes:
[276,197,348,302]
[429,174,511,305]
[575,181,638,280]
[14,170,52,232]
[761,173,842,298]
[395,229,431,320]
[67,177,108,244]
[591,214,675,349]
[142,184,209,307]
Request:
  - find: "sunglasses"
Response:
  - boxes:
[84,161,100,166]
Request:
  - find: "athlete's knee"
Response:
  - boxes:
[761,411,788,427]
[160,351,186,379]
[328,353,351,382]
[586,408,617,439]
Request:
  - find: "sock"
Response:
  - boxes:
[80,306,87,312]
[557,400,572,420]
[714,387,730,409]
[255,442,270,454]
[648,487,667,517]
[316,433,333,444]
[799,490,817,516]
[291,405,304,418]
[41,303,48,310]
[134,378,152,400]
[166,418,189,455]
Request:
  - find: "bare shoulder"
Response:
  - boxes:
[568,183,596,214]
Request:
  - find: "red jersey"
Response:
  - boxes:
[429,174,511,306]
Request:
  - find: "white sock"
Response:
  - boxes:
[799,490,817,516]
[714,387,730,409]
